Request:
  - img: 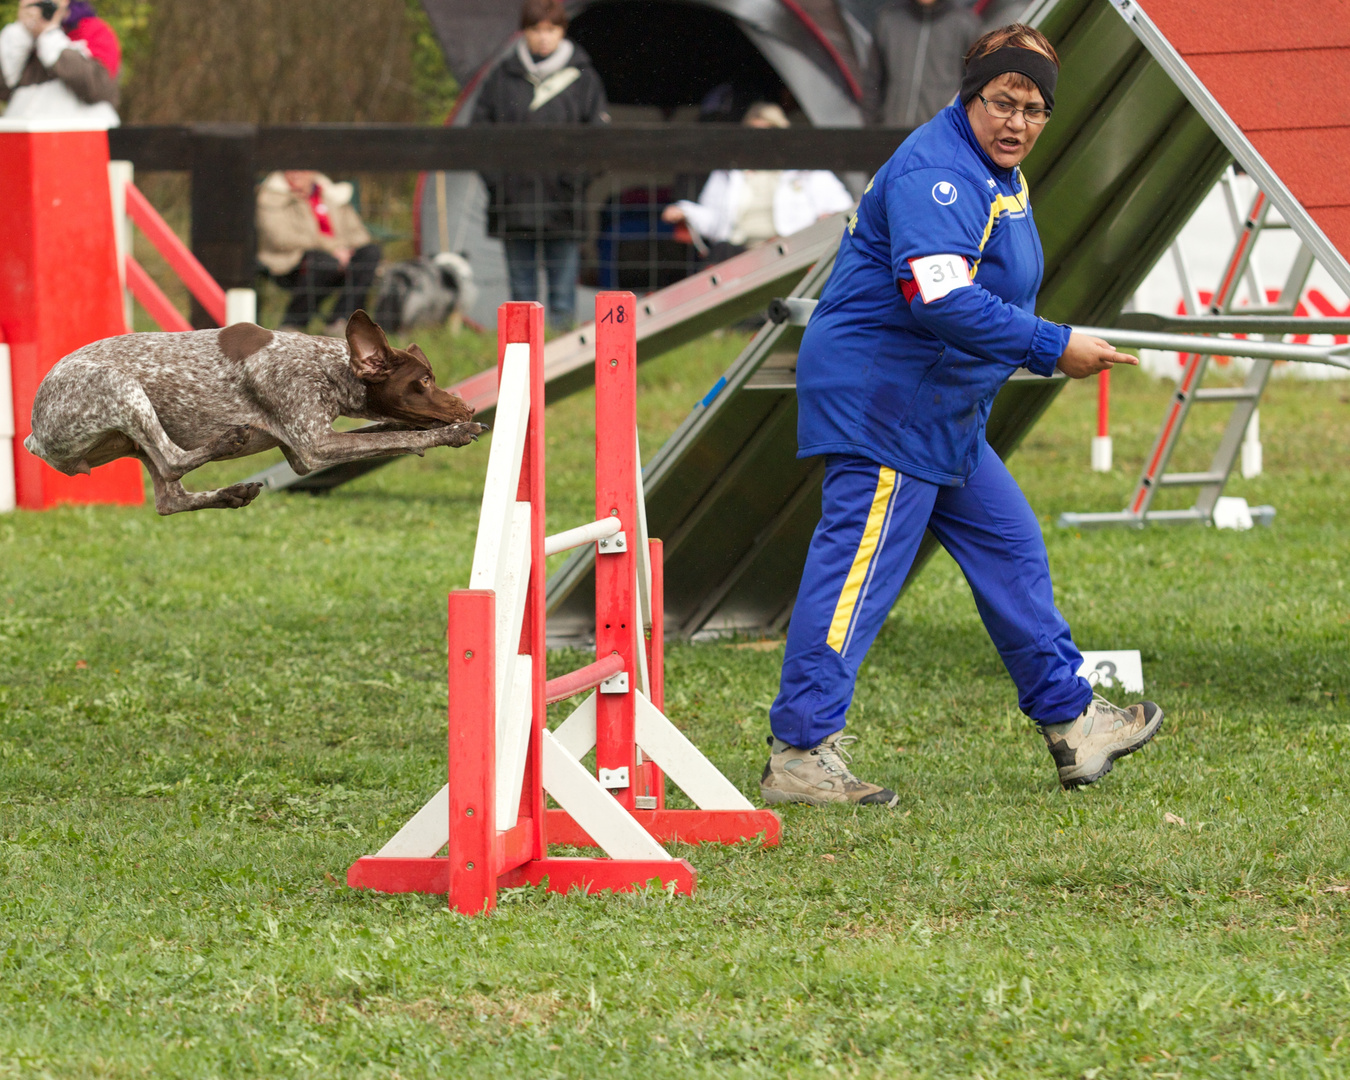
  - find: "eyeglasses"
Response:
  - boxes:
[977,93,1051,126]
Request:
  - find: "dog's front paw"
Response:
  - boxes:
[219,481,264,509]
[441,422,487,448]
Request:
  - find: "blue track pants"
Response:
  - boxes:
[770,450,1093,748]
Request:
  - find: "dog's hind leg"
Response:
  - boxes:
[117,385,254,482]
[39,364,254,482]
[137,454,263,516]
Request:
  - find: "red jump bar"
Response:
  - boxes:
[125,181,227,326]
[543,653,625,705]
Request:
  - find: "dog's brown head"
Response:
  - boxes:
[345,310,475,427]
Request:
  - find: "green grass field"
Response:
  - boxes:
[2,331,1348,1078]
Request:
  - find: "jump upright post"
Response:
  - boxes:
[348,294,780,915]
[0,122,143,509]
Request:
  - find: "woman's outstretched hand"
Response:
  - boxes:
[1056,332,1139,379]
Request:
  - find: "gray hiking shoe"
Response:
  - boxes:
[760,732,899,807]
[1042,694,1164,789]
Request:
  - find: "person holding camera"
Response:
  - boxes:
[0,0,121,126]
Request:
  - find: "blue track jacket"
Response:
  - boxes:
[796,102,1071,485]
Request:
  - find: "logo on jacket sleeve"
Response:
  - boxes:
[931,181,959,206]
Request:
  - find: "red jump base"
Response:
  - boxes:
[546,807,781,848]
[348,855,696,902]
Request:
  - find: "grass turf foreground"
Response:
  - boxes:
[1,329,1348,1078]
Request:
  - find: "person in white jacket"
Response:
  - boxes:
[662,103,854,261]
[0,0,120,128]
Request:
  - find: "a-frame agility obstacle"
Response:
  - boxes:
[348,295,780,914]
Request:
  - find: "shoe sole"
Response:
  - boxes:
[1059,706,1165,789]
[760,787,900,808]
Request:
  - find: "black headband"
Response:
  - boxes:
[960,46,1057,113]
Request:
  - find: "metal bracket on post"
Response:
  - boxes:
[599,671,630,694]
[597,531,627,553]
[598,767,630,789]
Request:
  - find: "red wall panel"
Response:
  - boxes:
[1142,0,1350,55]
[1312,208,1350,255]
[1246,129,1350,209]
[1186,51,1350,131]
[1141,0,1350,265]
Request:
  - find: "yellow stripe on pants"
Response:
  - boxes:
[826,466,897,653]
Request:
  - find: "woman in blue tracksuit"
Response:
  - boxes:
[760,24,1164,806]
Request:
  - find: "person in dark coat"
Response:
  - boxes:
[863,0,983,128]
[472,0,609,330]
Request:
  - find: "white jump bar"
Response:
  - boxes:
[775,301,1350,370]
[543,516,622,557]
[1074,326,1350,370]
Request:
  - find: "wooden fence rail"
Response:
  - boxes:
[106,123,910,327]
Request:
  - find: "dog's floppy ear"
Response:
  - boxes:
[406,343,430,366]
[346,310,397,383]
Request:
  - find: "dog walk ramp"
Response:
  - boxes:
[246,214,850,493]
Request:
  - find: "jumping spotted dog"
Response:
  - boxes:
[24,311,484,514]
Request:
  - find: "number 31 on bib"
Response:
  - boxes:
[906,254,971,304]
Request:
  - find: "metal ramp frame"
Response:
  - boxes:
[1053,180,1350,526]
[1047,0,1350,528]
[1062,169,1315,528]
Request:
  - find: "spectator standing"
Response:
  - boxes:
[256,171,381,334]
[977,0,1033,29]
[863,0,982,128]
[0,0,120,126]
[472,0,609,331]
[661,104,854,264]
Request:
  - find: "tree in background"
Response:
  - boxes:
[0,0,457,123]
[0,0,460,319]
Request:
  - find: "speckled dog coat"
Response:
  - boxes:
[24,313,483,515]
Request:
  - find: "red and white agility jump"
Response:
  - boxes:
[348,294,780,914]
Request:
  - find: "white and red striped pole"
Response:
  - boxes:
[0,326,14,513]
[1092,367,1113,472]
